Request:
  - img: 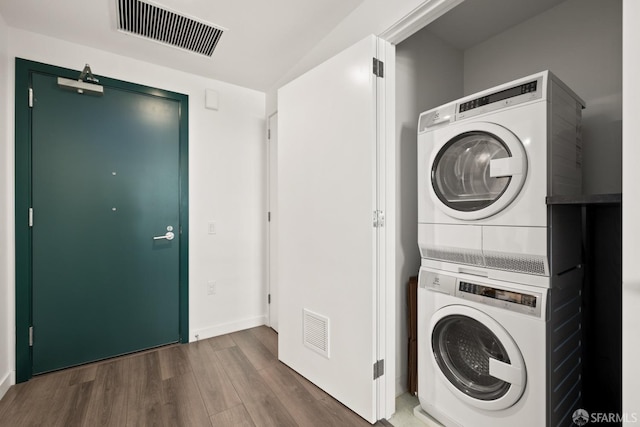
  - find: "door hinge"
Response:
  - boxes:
[28,208,34,227]
[28,88,33,108]
[268,129,271,140]
[373,359,384,379]
[29,326,33,347]
[268,294,271,304]
[373,58,384,78]
[268,211,271,222]
[373,210,385,228]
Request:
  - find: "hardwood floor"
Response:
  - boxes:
[0,326,392,426]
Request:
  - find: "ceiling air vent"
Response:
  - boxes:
[116,0,225,57]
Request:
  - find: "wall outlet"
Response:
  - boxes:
[207,280,216,295]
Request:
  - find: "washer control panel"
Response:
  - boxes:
[459,281,537,307]
[420,270,543,318]
[457,281,542,318]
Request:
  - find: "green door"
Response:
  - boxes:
[31,72,181,374]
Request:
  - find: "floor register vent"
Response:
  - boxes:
[116,0,225,57]
[303,309,330,358]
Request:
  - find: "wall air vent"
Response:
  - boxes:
[116,0,225,57]
[303,309,330,358]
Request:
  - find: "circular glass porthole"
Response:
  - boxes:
[432,314,511,401]
[431,131,512,212]
[428,305,527,410]
[426,122,528,221]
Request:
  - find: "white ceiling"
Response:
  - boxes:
[0,0,365,92]
[423,0,567,50]
[0,0,568,92]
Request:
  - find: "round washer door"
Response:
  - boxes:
[429,305,526,411]
[428,122,527,220]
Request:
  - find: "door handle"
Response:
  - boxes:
[489,358,523,386]
[153,231,175,241]
[490,157,524,177]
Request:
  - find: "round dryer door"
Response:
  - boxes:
[429,122,527,220]
[429,305,526,411]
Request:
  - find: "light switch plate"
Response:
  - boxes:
[207,280,216,295]
[208,221,216,234]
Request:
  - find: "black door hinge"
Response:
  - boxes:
[373,58,384,78]
[373,359,384,379]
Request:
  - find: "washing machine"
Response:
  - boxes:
[417,71,585,282]
[416,265,582,427]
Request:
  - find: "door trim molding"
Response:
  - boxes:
[267,111,278,332]
[14,58,190,382]
[379,0,464,44]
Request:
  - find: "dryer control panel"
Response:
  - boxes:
[456,76,543,120]
[458,80,539,113]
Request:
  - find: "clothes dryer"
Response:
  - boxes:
[417,71,584,280]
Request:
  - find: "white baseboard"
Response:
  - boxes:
[190,315,267,342]
[0,370,15,401]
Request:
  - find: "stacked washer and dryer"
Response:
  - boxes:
[415,71,586,427]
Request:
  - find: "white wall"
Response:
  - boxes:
[394,29,462,395]
[622,0,640,419]
[3,28,267,384]
[266,0,436,116]
[0,11,13,399]
[463,0,622,195]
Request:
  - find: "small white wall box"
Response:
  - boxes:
[205,89,219,110]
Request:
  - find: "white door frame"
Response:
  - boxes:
[267,112,279,332]
[379,0,464,44]
[376,0,464,419]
